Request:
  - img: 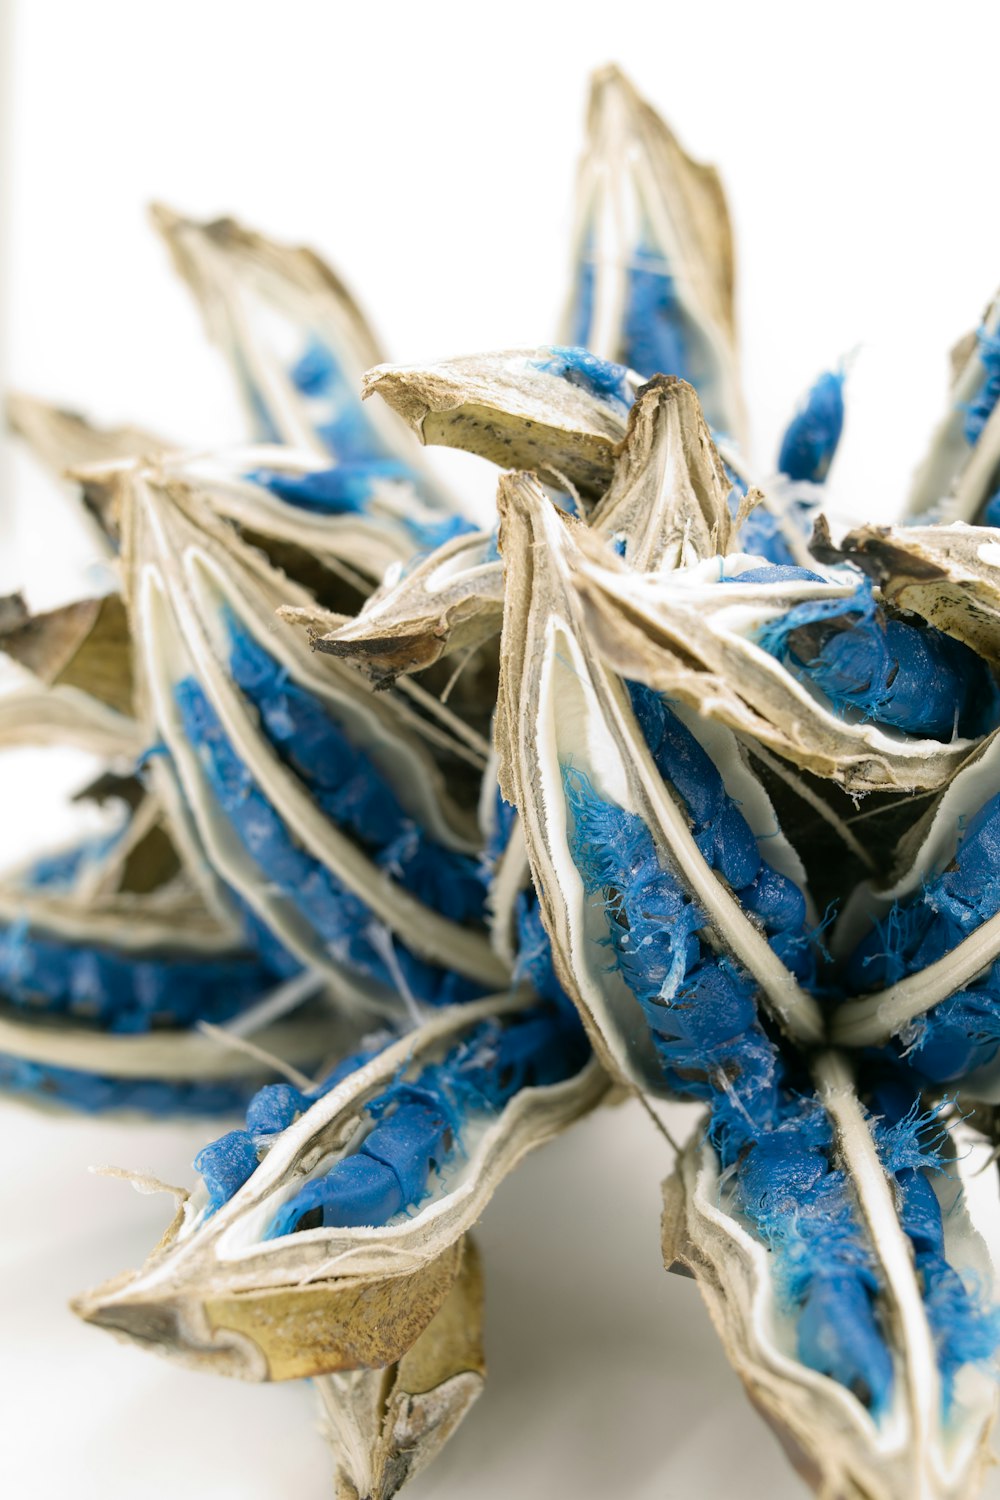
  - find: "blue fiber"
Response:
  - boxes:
[757,579,998,740]
[194,1130,260,1212]
[964,328,1000,446]
[534,346,633,411]
[778,370,845,484]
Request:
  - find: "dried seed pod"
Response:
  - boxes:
[120,457,507,1016]
[0,681,142,758]
[494,469,824,1094]
[75,994,605,1378]
[279,525,504,687]
[150,206,447,502]
[290,375,733,686]
[364,346,639,503]
[314,1233,485,1500]
[907,293,1000,522]
[663,1056,1000,1500]
[566,530,985,793]
[562,65,745,445]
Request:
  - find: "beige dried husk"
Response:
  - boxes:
[315,1234,486,1500]
[663,1056,999,1500]
[74,993,608,1379]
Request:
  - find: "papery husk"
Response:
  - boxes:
[363,348,638,502]
[6,390,166,545]
[74,993,608,1379]
[291,375,734,687]
[829,520,1000,668]
[315,1234,486,1500]
[150,206,445,500]
[587,374,734,568]
[0,591,134,717]
[564,528,978,794]
[280,526,503,686]
[562,65,745,445]
[0,681,142,758]
[117,456,506,1013]
[906,293,1000,522]
[662,1055,999,1500]
[494,469,824,1092]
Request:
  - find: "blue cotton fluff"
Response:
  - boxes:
[289,336,391,464]
[264,1005,588,1236]
[983,487,1000,528]
[623,257,689,384]
[248,463,474,551]
[534,346,633,411]
[626,682,817,981]
[194,1130,260,1212]
[174,674,479,1007]
[757,580,998,740]
[0,1051,252,1115]
[561,763,892,1411]
[778,370,845,484]
[873,1102,1000,1405]
[0,922,274,1033]
[226,614,487,928]
[964,327,1000,447]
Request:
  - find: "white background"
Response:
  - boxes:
[3,2,1000,1497]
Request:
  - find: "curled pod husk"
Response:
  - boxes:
[907,292,1000,523]
[829,520,1000,669]
[565,528,986,794]
[150,205,450,509]
[290,374,734,688]
[364,345,640,503]
[74,993,607,1378]
[315,1234,485,1500]
[494,468,825,1092]
[663,1056,999,1500]
[279,524,503,688]
[119,457,507,1017]
[561,64,746,446]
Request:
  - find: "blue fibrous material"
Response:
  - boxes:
[533,346,633,411]
[562,766,891,1409]
[723,462,817,568]
[778,371,845,484]
[0,921,274,1033]
[259,1005,589,1236]
[757,578,999,741]
[964,327,1000,447]
[0,1051,251,1116]
[627,682,818,985]
[623,255,688,385]
[174,674,481,1008]
[513,890,574,1011]
[871,1091,1000,1406]
[248,464,474,552]
[846,791,1000,1082]
[225,615,486,927]
[481,785,518,873]
[289,336,392,464]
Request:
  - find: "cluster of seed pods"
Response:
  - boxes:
[6,62,1000,1500]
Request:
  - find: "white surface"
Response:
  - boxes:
[3,3,1000,1498]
